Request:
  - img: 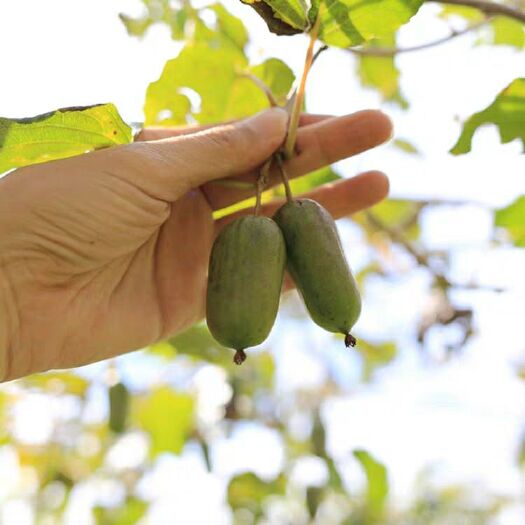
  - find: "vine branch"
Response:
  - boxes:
[429,0,525,24]
[348,18,490,56]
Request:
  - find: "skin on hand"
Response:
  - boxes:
[0,108,392,381]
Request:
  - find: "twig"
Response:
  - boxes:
[348,18,490,56]
[312,44,329,64]
[429,0,525,24]
[238,72,278,107]
[365,211,505,293]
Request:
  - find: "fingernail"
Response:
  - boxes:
[242,107,289,141]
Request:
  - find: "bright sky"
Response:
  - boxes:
[1,1,525,524]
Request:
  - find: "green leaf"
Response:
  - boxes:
[119,0,191,40]
[134,386,194,458]
[495,195,525,246]
[451,78,525,154]
[23,371,90,397]
[164,323,229,364]
[108,382,130,434]
[357,198,422,240]
[289,167,342,194]
[119,13,153,38]
[93,497,148,525]
[144,43,270,126]
[0,104,132,174]
[250,58,296,105]
[356,36,408,108]
[312,0,424,48]
[241,0,304,35]
[262,0,309,30]
[228,472,286,516]
[353,449,389,517]
[306,486,324,518]
[354,339,397,381]
[209,3,249,50]
[490,17,525,49]
[392,138,419,154]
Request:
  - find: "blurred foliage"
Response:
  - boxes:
[356,36,408,109]
[134,386,194,457]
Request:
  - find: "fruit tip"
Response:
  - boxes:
[233,349,247,365]
[344,333,357,348]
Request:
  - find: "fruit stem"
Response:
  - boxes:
[233,349,247,365]
[283,14,321,160]
[345,333,357,348]
[254,158,272,215]
[276,152,293,203]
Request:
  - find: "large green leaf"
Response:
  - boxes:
[451,78,525,154]
[353,449,389,518]
[356,36,408,108]
[311,0,424,48]
[144,43,270,126]
[134,386,194,457]
[0,104,132,175]
[210,3,249,49]
[494,195,525,247]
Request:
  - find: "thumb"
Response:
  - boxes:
[117,107,288,201]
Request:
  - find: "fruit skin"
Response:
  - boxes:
[273,199,361,340]
[206,216,286,361]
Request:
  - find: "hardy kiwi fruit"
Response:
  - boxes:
[206,216,286,364]
[273,198,361,346]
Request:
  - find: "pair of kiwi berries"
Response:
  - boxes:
[206,196,361,365]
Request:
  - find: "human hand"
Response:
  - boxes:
[0,108,392,381]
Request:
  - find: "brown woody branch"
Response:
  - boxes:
[429,0,525,24]
[365,211,504,293]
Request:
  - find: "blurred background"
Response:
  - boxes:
[0,0,525,523]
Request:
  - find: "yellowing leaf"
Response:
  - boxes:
[451,78,525,154]
[0,104,132,174]
[135,386,194,457]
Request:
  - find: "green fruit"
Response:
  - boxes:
[206,216,286,364]
[273,198,361,346]
[108,382,129,434]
